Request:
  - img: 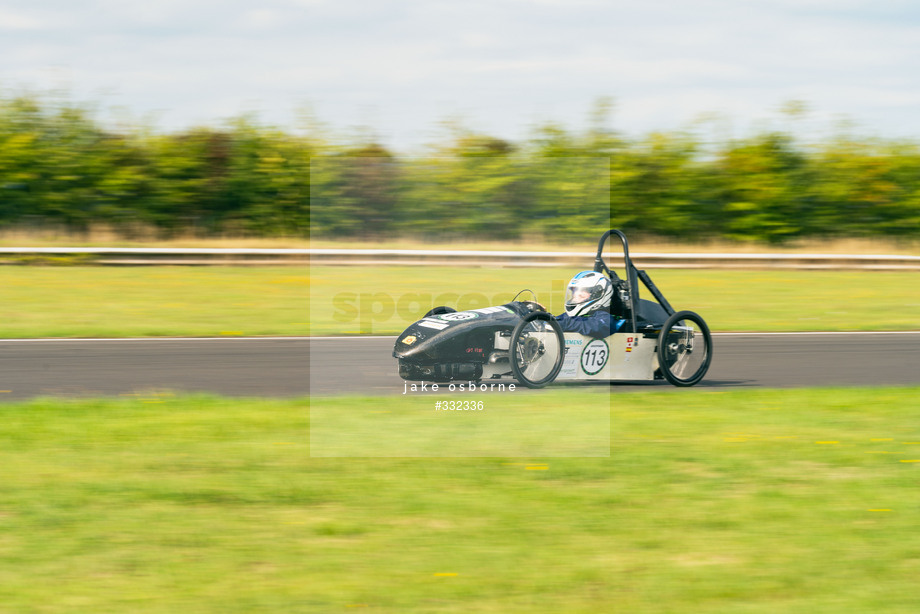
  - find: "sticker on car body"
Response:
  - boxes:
[438,311,479,322]
[580,338,609,375]
[436,306,515,323]
[418,320,450,330]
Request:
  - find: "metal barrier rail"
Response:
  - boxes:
[2,247,919,269]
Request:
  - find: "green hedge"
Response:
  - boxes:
[2,94,919,243]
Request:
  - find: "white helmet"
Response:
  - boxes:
[564,271,613,317]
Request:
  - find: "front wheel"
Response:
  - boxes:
[424,306,456,318]
[510,312,564,388]
[657,310,712,387]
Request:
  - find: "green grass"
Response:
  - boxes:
[311,386,611,457]
[0,266,918,338]
[0,266,309,338]
[3,388,920,612]
[309,266,920,334]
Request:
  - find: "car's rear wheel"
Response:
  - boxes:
[510,312,564,388]
[657,310,712,387]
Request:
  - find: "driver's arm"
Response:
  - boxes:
[556,311,622,338]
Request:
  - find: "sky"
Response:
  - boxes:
[2,0,920,151]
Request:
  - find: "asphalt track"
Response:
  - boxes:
[1,333,918,401]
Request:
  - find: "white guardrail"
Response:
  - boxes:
[1,247,920,269]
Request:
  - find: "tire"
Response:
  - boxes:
[510,312,565,388]
[423,306,456,318]
[656,310,712,387]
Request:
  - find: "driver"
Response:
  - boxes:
[556,271,623,338]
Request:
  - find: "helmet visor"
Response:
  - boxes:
[565,282,603,308]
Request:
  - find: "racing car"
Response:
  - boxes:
[393,230,712,388]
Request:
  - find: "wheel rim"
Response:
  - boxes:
[510,313,564,388]
[657,311,712,386]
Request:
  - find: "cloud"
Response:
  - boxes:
[0,8,50,30]
[2,0,919,148]
[238,9,283,29]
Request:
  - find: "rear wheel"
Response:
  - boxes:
[657,310,712,387]
[510,312,564,388]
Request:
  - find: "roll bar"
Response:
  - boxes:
[593,229,675,332]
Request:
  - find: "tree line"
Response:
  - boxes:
[2,94,920,244]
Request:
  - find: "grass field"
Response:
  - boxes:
[310,266,920,335]
[0,267,310,338]
[310,387,611,457]
[0,265,918,338]
[3,388,920,612]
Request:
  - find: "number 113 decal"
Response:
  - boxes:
[580,339,609,375]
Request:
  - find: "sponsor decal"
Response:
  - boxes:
[580,338,609,375]
[438,311,480,322]
[433,306,512,324]
[418,319,449,330]
[471,306,513,315]
[401,335,417,345]
[559,337,581,377]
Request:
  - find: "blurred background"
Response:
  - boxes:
[3,92,920,247]
[2,1,920,248]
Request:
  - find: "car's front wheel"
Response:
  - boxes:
[423,306,456,318]
[510,312,565,388]
[656,310,712,387]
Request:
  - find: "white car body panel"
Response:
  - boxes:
[482,330,660,382]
